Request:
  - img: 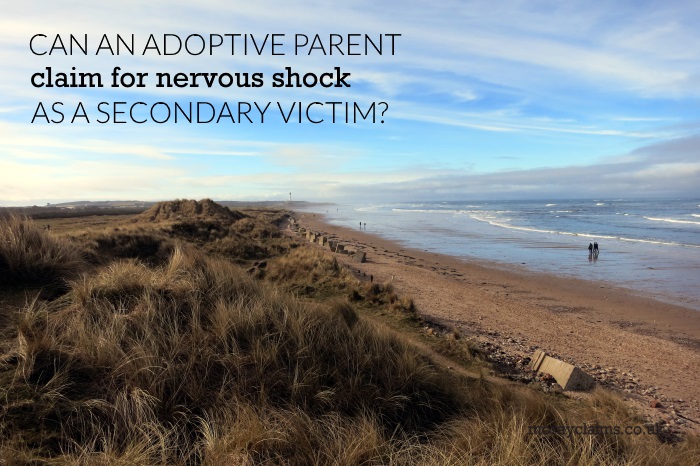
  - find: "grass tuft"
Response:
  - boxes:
[0,214,84,288]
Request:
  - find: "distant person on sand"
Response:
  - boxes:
[593,242,599,254]
[588,243,593,255]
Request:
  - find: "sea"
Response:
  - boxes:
[301,199,700,311]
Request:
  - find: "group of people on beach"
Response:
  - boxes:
[587,242,599,255]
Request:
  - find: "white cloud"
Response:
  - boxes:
[0,158,184,202]
[453,90,479,101]
[0,122,174,160]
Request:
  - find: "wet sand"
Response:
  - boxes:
[293,212,700,433]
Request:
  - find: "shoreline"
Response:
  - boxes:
[301,202,700,312]
[293,211,700,433]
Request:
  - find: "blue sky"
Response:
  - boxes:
[1,0,699,205]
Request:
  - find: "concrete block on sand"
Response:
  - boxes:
[353,251,366,263]
[529,350,594,391]
[318,236,328,246]
[328,240,337,250]
[335,244,345,254]
[308,234,317,243]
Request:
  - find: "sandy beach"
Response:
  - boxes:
[294,212,700,433]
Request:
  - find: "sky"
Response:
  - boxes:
[1,0,699,205]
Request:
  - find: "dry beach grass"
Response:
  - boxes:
[0,201,698,465]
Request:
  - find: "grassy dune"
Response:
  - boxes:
[0,201,698,465]
[0,214,84,287]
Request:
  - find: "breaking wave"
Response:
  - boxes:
[469,215,700,248]
[645,217,700,226]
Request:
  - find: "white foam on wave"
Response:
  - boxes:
[468,214,700,248]
[354,205,387,212]
[546,203,557,206]
[645,217,700,226]
[392,208,466,215]
[595,203,605,206]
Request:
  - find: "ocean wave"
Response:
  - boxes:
[595,203,605,206]
[546,203,557,206]
[468,215,700,248]
[392,208,467,215]
[645,217,700,226]
[354,205,388,212]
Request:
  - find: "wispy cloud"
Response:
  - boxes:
[0,122,175,160]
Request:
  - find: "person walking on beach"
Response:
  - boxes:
[588,243,593,255]
[593,242,599,254]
